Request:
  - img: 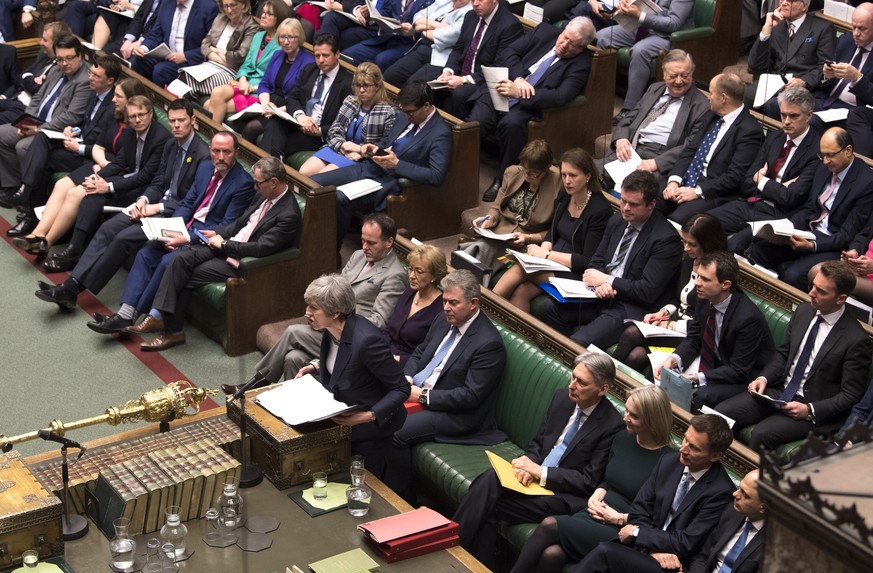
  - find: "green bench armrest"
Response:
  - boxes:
[237,247,301,271]
[670,26,715,43]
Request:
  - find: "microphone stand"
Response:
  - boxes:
[229,373,267,488]
[60,445,89,540]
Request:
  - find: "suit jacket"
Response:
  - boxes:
[216,188,302,260]
[525,390,624,510]
[498,23,591,112]
[172,160,255,240]
[5,51,53,98]
[287,63,354,140]
[759,302,872,432]
[687,505,764,573]
[628,452,735,567]
[611,82,710,173]
[142,135,212,213]
[25,63,91,132]
[326,97,397,153]
[789,158,873,253]
[201,13,259,71]
[403,311,507,444]
[318,313,409,433]
[125,0,163,40]
[486,164,561,235]
[143,0,219,66]
[815,33,873,107]
[589,210,684,311]
[748,15,835,87]
[838,380,873,436]
[669,108,763,203]
[741,124,821,214]
[97,122,172,199]
[444,4,523,85]
[78,89,117,158]
[257,49,315,104]
[638,0,694,38]
[546,189,612,273]
[340,249,408,330]
[675,292,775,387]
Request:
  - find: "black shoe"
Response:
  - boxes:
[37,280,56,292]
[33,239,49,264]
[91,312,111,323]
[10,185,30,207]
[86,313,134,334]
[6,212,37,237]
[221,372,270,397]
[51,244,83,263]
[612,109,631,127]
[11,235,42,252]
[35,284,77,310]
[43,256,77,273]
[0,188,16,209]
[482,178,501,203]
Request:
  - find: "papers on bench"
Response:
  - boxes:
[143,42,172,59]
[227,102,299,123]
[481,66,510,112]
[473,226,515,241]
[40,129,82,142]
[166,79,193,98]
[255,375,360,426]
[734,253,779,279]
[547,277,597,299]
[140,216,188,242]
[815,107,850,123]
[754,73,787,108]
[509,250,571,273]
[522,3,544,23]
[629,319,686,339]
[749,219,816,244]
[337,178,383,200]
[486,451,553,496]
[824,0,855,24]
[604,147,643,192]
[615,0,661,33]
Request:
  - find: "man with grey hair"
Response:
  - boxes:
[384,269,507,502]
[602,49,709,188]
[470,17,597,202]
[710,85,822,253]
[453,352,624,571]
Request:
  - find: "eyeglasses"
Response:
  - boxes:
[56,55,80,63]
[253,177,274,188]
[399,105,422,116]
[221,2,241,9]
[353,83,376,90]
[278,35,299,42]
[818,146,849,160]
[88,70,106,79]
[127,111,152,121]
[521,166,545,178]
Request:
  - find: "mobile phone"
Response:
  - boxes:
[825,61,836,66]
[193,229,209,244]
[366,147,389,157]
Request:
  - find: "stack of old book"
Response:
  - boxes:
[357,507,459,563]
[28,416,242,523]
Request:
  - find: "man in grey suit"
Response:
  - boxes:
[233,213,408,390]
[601,49,709,188]
[0,34,91,193]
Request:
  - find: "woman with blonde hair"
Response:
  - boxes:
[299,62,397,177]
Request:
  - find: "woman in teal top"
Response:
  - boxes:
[510,385,675,573]
[206,0,291,123]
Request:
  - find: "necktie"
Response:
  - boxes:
[412,327,459,387]
[86,94,103,126]
[542,409,585,467]
[37,76,68,121]
[461,18,486,76]
[134,137,145,170]
[509,52,558,108]
[391,123,418,156]
[606,223,637,275]
[165,145,185,200]
[699,306,718,373]
[788,22,796,41]
[779,315,822,403]
[717,521,756,573]
[187,171,223,228]
[227,199,273,268]
[665,471,694,529]
[682,118,724,188]
[143,0,162,33]
[305,73,327,117]
[825,47,867,107]
[810,174,839,229]
[768,139,793,180]
[632,95,678,148]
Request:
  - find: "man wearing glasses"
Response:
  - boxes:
[747,127,873,289]
[311,80,452,249]
[0,34,91,196]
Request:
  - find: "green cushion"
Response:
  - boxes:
[746,291,792,345]
[287,151,313,171]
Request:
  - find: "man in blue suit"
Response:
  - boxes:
[814,3,873,110]
[311,81,452,248]
[0,0,36,43]
[131,0,218,87]
[317,0,402,51]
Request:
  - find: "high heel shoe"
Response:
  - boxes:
[33,239,49,264]
[11,235,42,252]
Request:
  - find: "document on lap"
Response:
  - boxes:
[749,219,816,244]
[604,148,643,193]
[510,250,571,273]
[629,319,687,339]
[473,226,516,241]
[144,43,172,59]
[255,375,361,426]
[139,217,188,241]
[547,277,598,299]
[481,66,510,113]
[615,0,663,33]
[40,129,82,142]
[485,451,554,496]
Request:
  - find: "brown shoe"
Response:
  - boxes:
[126,315,165,334]
[140,331,186,351]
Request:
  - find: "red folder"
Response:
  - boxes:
[404,402,425,414]
[357,506,450,543]
[379,521,460,554]
[368,534,460,563]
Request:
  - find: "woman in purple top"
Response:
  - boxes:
[383,244,447,366]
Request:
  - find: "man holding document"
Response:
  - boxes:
[453,353,624,571]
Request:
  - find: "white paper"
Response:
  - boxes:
[604,147,643,192]
[144,42,172,59]
[255,375,359,425]
[268,104,301,124]
[522,3,544,24]
[749,219,816,242]
[227,102,265,121]
[754,73,786,107]
[140,216,188,242]
[474,226,515,241]
[824,0,855,24]
[165,79,193,98]
[427,80,450,90]
[615,0,662,33]
[548,277,598,299]
[453,249,482,264]
[814,108,850,123]
[40,129,82,142]
[305,0,331,8]
[16,91,32,106]
[337,178,383,200]
[750,390,788,408]
[701,405,735,429]
[481,66,510,113]
[630,319,687,339]
[98,6,134,18]
[510,250,571,273]
[180,62,228,82]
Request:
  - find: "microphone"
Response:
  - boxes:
[37,429,86,452]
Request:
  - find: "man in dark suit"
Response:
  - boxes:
[40,95,172,272]
[717,261,872,452]
[472,17,595,202]
[814,2,873,110]
[602,49,709,188]
[660,73,763,224]
[596,0,695,116]
[534,170,683,350]
[311,81,452,248]
[749,127,873,289]
[688,470,766,573]
[711,85,821,254]
[34,99,211,311]
[748,0,835,115]
[131,0,218,87]
[109,0,167,59]
[134,156,302,351]
[572,414,736,573]
[260,34,353,161]
[316,0,401,51]
[454,352,624,571]
[409,0,523,119]
[384,269,506,503]
[655,251,775,412]
[7,55,121,238]
[0,0,36,43]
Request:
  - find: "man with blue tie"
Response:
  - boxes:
[716,261,872,452]
[451,352,624,571]
[571,414,736,573]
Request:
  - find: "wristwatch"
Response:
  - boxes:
[418,388,429,405]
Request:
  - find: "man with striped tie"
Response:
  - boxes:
[655,251,775,413]
[451,352,623,571]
